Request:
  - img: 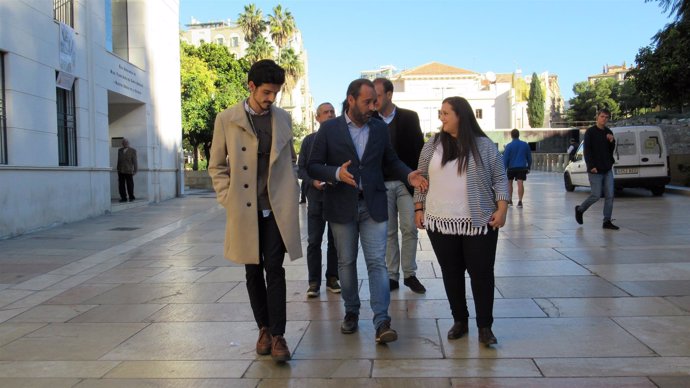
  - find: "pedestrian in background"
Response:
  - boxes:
[502,128,532,208]
[372,78,426,294]
[575,108,619,230]
[298,102,341,298]
[116,138,137,203]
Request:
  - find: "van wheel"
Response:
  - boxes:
[651,186,665,196]
[564,173,575,192]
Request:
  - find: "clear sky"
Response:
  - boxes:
[180,0,672,115]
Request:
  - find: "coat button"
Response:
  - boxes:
[244,184,249,188]
[243,166,248,170]
[242,147,246,151]
[246,202,251,207]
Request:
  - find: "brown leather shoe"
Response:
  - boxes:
[271,335,291,362]
[256,327,272,355]
[447,320,469,340]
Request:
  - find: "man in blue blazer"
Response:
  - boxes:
[308,78,427,344]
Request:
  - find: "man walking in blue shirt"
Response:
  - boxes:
[503,129,532,208]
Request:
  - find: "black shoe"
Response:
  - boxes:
[306,282,319,298]
[403,276,426,294]
[447,320,469,340]
[341,312,359,334]
[575,206,583,225]
[478,327,497,346]
[119,199,127,203]
[508,200,513,206]
[326,277,341,294]
[517,201,523,208]
[375,320,398,344]
[389,279,399,291]
[602,220,620,230]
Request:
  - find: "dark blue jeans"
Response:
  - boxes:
[307,199,338,286]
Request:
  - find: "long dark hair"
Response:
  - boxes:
[435,96,488,174]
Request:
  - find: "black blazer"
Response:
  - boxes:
[307,115,411,223]
[297,132,323,202]
[374,107,424,182]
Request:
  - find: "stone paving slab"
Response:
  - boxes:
[0,173,688,384]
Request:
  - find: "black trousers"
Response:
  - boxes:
[118,173,134,200]
[427,227,498,328]
[306,198,338,286]
[245,212,287,336]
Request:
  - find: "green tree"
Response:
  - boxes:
[567,78,621,122]
[628,20,690,112]
[617,78,652,117]
[269,5,296,56]
[180,41,250,168]
[237,3,267,43]
[180,47,216,171]
[245,35,274,64]
[277,48,304,107]
[527,72,545,127]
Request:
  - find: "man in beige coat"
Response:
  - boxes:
[209,60,302,363]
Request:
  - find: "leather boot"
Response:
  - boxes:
[256,327,272,355]
[447,320,469,340]
[271,335,291,362]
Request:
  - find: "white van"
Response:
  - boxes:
[563,125,670,196]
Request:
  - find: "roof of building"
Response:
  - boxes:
[398,62,477,77]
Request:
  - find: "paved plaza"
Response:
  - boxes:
[0,172,689,387]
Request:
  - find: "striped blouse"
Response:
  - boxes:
[413,135,510,233]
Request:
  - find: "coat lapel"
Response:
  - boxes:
[269,106,291,166]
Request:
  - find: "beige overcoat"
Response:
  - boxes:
[208,102,303,264]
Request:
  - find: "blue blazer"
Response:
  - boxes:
[307,115,411,223]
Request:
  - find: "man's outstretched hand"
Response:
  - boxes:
[408,170,428,192]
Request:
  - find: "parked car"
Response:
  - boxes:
[563,126,670,196]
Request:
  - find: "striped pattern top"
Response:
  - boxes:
[414,135,509,231]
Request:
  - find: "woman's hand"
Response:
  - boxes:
[488,201,508,230]
[414,209,425,229]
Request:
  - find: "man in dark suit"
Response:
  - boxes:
[308,79,427,344]
[116,138,137,202]
[297,102,340,298]
[373,78,426,294]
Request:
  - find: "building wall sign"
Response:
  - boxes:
[109,63,144,98]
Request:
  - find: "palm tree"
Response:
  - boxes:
[237,3,267,43]
[268,5,296,56]
[277,48,303,107]
[245,35,274,64]
[646,0,689,21]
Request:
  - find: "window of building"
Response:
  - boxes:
[475,109,483,119]
[0,53,7,164]
[231,36,239,47]
[105,0,129,61]
[56,80,78,166]
[53,0,74,27]
[215,36,224,45]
